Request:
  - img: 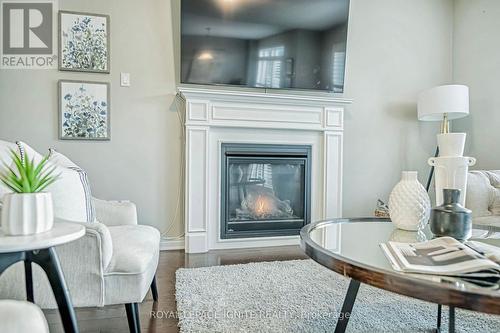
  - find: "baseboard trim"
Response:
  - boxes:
[159,236,300,252]
[160,237,185,251]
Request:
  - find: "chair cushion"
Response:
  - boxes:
[0,140,19,200]
[48,149,96,222]
[0,300,49,333]
[104,225,160,305]
[489,187,500,216]
[483,171,500,215]
[466,171,494,217]
[485,170,500,187]
[0,139,17,162]
[7,142,96,223]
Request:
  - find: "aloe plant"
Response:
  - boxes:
[0,149,59,193]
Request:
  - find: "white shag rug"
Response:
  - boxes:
[175,259,500,333]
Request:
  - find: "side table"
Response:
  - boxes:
[0,221,85,333]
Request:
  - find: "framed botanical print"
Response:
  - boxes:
[59,11,110,73]
[59,80,110,140]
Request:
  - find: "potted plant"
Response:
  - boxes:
[0,150,59,235]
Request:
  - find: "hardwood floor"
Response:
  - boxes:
[44,246,308,333]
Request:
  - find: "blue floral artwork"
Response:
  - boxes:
[60,12,109,72]
[59,81,110,140]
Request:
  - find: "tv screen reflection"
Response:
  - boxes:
[181,0,350,92]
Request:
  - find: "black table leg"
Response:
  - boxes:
[150,275,159,302]
[435,304,442,333]
[0,252,25,273]
[25,261,34,302]
[449,306,455,333]
[125,302,141,333]
[28,248,79,333]
[334,279,360,333]
[0,248,79,333]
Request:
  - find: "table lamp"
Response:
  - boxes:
[418,85,469,134]
[417,84,472,324]
[417,84,471,199]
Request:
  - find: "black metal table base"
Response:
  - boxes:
[436,304,442,332]
[0,247,79,333]
[449,306,455,333]
[25,261,34,302]
[435,304,456,333]
[334,279,360,333]
[335,280,456,333]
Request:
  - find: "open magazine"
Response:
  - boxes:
[380,237,500,279]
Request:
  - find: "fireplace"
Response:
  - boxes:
[221,143,311,239]
[180,86,348,253]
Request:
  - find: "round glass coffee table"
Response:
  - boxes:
[300,218,500,333]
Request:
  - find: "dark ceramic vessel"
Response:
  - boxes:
[429,189,472,240]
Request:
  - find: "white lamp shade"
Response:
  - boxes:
[417,85,469,121]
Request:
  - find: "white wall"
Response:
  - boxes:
[453,0,500,169]
[342,0,453,216]
[0,0,454,236]
[0,0,182,237]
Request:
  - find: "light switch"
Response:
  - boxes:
[120,72,131,87]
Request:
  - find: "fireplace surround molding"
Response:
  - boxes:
[179,86,352,253]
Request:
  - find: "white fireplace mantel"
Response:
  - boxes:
[179,86,352,253]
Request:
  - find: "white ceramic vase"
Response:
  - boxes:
[428,156,476,206]
[1,193,54,236]
[388,171,431,231]
[437,133,466,157]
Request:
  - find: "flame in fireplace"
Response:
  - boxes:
[236,186,296,221]
[254,195,270,217]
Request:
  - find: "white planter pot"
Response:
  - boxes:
[1,193,54,236]
[428,156,476,206]
[388,171,431,231]
[437,133,466,157]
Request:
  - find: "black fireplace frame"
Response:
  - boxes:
[220,143,312,239]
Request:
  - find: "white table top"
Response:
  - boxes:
[0,220,85,253]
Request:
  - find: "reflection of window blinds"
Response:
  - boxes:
[332,51,346,93]
[256,46,285,88]
[263,164,273,189]
[248,164,273,189]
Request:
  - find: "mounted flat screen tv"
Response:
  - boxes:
[181,0,350,92]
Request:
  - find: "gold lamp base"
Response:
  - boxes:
[441,113,450,134]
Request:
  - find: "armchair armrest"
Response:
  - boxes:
[0,221,113,309]
[44,221,113,308]
[66,221,113,270]
[93,198,138,226]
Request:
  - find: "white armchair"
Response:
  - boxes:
[0,140,160,333]
[0,198,160,333]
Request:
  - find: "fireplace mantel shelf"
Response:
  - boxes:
[180,85,348,253]
[179,86,352,133]
[178,86,353,105]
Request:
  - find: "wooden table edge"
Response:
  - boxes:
[300,218,500,315]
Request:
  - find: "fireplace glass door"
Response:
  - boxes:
[221,144,311,239]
